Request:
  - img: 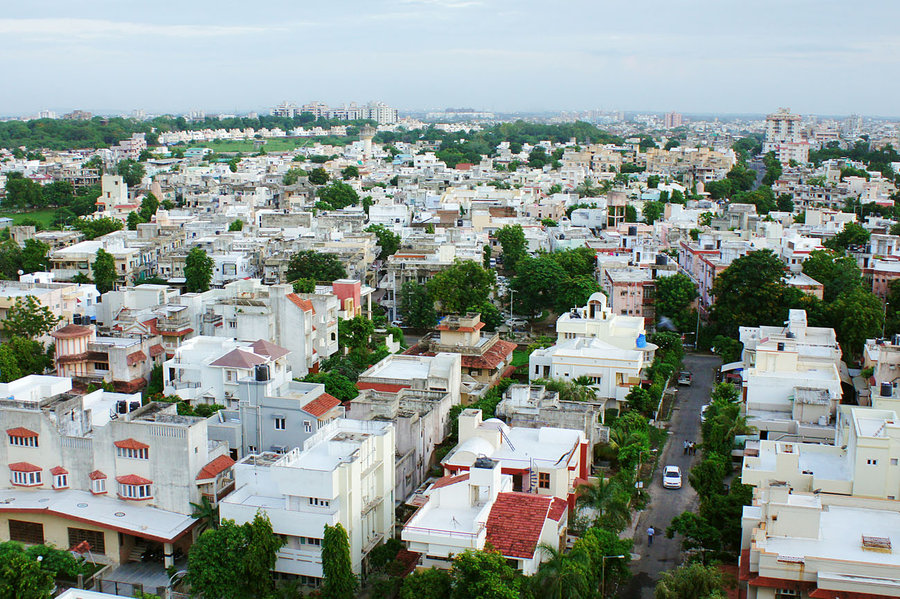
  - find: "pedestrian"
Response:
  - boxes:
[647,526,655,546]
[683,440,688,455]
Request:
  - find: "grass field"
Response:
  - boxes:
[0,209,57,228]
[181,136,353,154]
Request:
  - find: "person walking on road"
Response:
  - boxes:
[647,526,655,546]
[683,440,688,455]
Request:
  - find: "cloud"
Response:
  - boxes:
[0,18,285,40]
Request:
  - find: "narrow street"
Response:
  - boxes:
[618,353,722,598]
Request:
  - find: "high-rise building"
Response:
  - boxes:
[763,108,809,164]
[664,111,683,129]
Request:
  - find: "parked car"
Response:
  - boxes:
[390,319,404,327]
[677,371,692,386]
[663,465,683,489]
[506,318,527,327]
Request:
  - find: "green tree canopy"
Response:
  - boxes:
[322,523,357,599]
[801,249,862,302]
[91,248,117,293]
[366,224,400,261]
[825,221,870,251]
[308,167,330,185]
[116,159,145,187]
[341,165,360,179]
[184,246,214,293]
[450,549,521,599]
[399,280,437,329]
[643,200,664,224]
[655,273,698,331]
[654,562,731,599]
[495,225,528,272]
[511,255,567,315]
[302,371,358,402]
[228,219,244,232]
[71,216,123,240]
[286,250,347,283]
[1,295,60,339]
[21,238,50,274]
[399,567,452,599]
[316,181,359,210]
[427,260,496,315]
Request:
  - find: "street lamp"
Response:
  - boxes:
[601,554,626,598]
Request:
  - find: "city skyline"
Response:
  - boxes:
[2,0,899,117]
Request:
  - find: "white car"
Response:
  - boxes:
[506,318,527,327]
[663,465,682,489]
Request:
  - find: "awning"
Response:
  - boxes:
[721,361,744,373]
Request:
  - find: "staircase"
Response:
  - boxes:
[127,542,147,563]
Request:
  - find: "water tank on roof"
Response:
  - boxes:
[116,400,128,414]
[129,401,141,412]
[636,334,647,348]
[882,382,892,397]
[628,226,638,236]
[777,342,785,351]
[255,364,270,382]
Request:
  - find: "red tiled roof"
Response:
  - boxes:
[303,393,341,417]
[149,344,165,357]
[51,324,93,339]
[116,377,147,393]
[50,466,68,476]
[436,321,485,332]
[548,497,568,521]
[116,474,152,485]
[89,470,107,480]
[158,328,193,337]
[210,348,267,369]
[485,492,553,559]
[461,340,517,370]
[431,473,469,490]
[356,382,411,393]
[196,455,236,481]
[9,462,41,472]
[286,293,316,314]
[249,339,290,360]
[126,350,147,366]
[114,438,150,450]
[6,427,38,438]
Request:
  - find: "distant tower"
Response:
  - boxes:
[360,125,376,160]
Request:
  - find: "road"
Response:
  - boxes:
[618,353,722,598]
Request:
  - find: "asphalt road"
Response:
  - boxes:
[618,353,722,598]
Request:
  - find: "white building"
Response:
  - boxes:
[219,418,395,584]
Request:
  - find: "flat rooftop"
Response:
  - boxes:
[363,357,431,382]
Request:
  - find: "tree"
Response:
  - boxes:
[4,173,44,209]
[427,260,496,315]
[399,567,452,599]
[704,179,732,200]
[316,181,359,211]
[725,161,756,192]
[43,180,74,207]
[654,562,730,599]
[308,167,330,185]
[625,385,656,416]
[190,495,220,533]
[496,225,528,272]
[533,543,591,599]
[0,549,54,599]
[282,167,305,186]
[228,219,244,232]
[643,200,664,224]
[801,249,862,302]
[20,238,50,273]
[576,477,632,533]
[825,221,870,251]
[341,165,360,179]
[184,247,213,293]
[554,274,601,314]
[761,151,783,186]
[338,316,375,353]
[139,192,159,221]
[116,159,145,187]
[511,255,567,315]
[570,526,633,595]
[828,286,883,359]
[655,273,698,331]
[482,244,492,269]
[302,371,358,402]
[366,224,400,260]
[776,193,794,212]
[399,280,437,329]
[71,216,123,240]
[710,250,802,336]
[187,514,284,599]
[322,523,357,599]
[91,248,117,293]
[670,189,686,204]
[286,250,347,283]
[292,278,315,293]
[1,295,60,339]
[625,204,638,223]
[450,549,521,599]
[126,211,142,231]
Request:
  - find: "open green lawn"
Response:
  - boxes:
[0,209,57,228]
[180,136,353,154]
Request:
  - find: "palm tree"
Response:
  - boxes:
[534,543,591,599]
[189,496,219,533]
[576,477,632,533]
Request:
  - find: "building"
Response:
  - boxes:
[402,456,567,574]
[219,418,395,583]
[763,108,810,164]
[496,384,608,445]
[530,293,656,405]
[404,313,516,401]
[663,112,683,129]
[602,267,655,324]
[442,408,588,509]
[738,310,845,443]
[0,375,234,567]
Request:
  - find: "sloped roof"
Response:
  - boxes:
[116,474,153,485]
[548,497,568,522]
[9,462,41,472]
[126,351,147,366]
[286,293,315,313]
[302,393,341,417]
[89,470,107,480]
[485,492,552,559]
[249,339,290,360]
[6,427,38,438]
[430,473,469,490]
[114,438,150,450]
[50,466,68,476]
[210,348,267,369]
[149,344,165,357]
[51,324,93,339]
[195,455,236,481]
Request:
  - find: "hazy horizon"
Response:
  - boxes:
[2,0,898,118]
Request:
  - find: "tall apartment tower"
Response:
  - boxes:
[664,111,683,129]
[763,108,808,164]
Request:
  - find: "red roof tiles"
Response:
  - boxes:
[149,344,165,357]
[6,427,38,438]
[303,393,341,417]
[430,473,469,490]
[9,462,41,472]
[286,293,315,314]
[89,470,107,480]
[356,382,411,393]
[114,438,150,450]
[485,492,552,559]
[50,466,68,476]
[126,351,147,366]
[196,455,236,481]
[548,497,568,521]
[116,474,152,485]
[51,324,93,339]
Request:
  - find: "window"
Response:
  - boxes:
[53,474,68,489]
[867,459,879,465]
[274,417,286,431]
[248,445,257,453]
[892,458,899,466]
[118,483,152,500]
[93,362,109,370]
[91,477,106,494]
[226,370,236,382]
[9,520,44,545]
[12,471,42,486]
[301,536,322,546]
[308,497,330,508]
[116,447,149,460]
[68,528,105,554]
[538,472,550,489]
[228,320,237,329]
[304,420,312,433]
[775,590,799,599]
[8,435,38,448]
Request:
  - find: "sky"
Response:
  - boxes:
[1,0,899,117]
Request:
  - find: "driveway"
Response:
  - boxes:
[618,353,722,598]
